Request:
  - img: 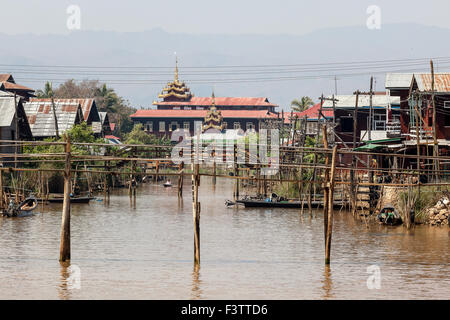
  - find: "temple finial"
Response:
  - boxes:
[211,90,216,108]
[174,55,179,82]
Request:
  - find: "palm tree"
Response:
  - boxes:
[35,81,53,98]
[291,96,314,112]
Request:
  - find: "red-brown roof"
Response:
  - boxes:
[1,81,35,92]
[294,103,334,121]
[155,97,278,107]
[0,74,13,82]
[131,109,278,119]
[105,135,120,140]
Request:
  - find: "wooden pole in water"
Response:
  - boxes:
[325,146,338,265]
[322,125,330,242]
[212,159,216,186]
[59,135,71,262]
[233,144,239,199]
[178,162,184,198]
[192,163,201,264]
[351,90,360,216]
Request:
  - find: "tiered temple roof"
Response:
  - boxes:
[202,92,224,132]
[157,59,192,102]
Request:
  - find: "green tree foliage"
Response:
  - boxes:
[35,81,53,98]
[291,96,314,112]
[124,123,171,145]
[24,122,103,158]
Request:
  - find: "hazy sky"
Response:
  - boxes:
[1,0,450,35]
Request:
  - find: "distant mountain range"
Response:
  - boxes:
[1,23,450,110]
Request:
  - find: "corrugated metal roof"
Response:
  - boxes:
[415,73,450,92]
[29,98,96,121]
[131,109,277,119]
[0,93,17,127]
[155,97,278,107]
[322,94,400,109]
[385,73,413,89]
[23,100,82,137]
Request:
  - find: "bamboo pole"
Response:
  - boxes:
[192,163,201,265]
[325,146,338,265]
[322,125,330,243]
[178,162,184,198]
[59,135,71,262]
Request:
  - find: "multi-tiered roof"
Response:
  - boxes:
[202,92,224,132]
[157,59,192,102]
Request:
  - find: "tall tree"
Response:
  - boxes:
[291,96,314,112]
[35,81,53,98]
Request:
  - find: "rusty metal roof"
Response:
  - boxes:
[23,99,83,138]
[29,98,98,122]
[414,73,450,92]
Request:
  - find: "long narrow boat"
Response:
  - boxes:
[37,196,95,203]
[234,198,344,209]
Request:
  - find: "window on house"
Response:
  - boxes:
[340,117,353,132]
[170,121,179,131]
[145,121,153,132]
[444,101,450,109]
[246,122,255,131]
[159,121,165,132]
[183,122,190,130]
[185,107,191,110]
[234,122,241,130]
[223,122,228,129]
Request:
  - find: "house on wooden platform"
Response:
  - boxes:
[0,90,33,164]
[0,74,35,101]
[326,93,401,148]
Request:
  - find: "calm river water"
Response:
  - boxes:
[0,178,448,299]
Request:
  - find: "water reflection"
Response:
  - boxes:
[191,264,202,300]
[58,261,72,300]
[321,265,333,299]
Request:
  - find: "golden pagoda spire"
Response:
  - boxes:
[174,55,179,82]
[211,90,216,109]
